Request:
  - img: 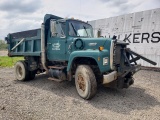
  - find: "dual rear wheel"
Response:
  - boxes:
[15,61,35,81]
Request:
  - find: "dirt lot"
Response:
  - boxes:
[0,68,160,120]
[0,50,7,56]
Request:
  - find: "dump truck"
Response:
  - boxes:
[5,14,157,99]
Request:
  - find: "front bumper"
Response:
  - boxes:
[103,71,117,84]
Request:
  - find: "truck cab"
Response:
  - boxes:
[47,18,93,61]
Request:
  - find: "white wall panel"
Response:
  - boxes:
[89,8,160,68]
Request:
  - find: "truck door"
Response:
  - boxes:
[47,20,66,61]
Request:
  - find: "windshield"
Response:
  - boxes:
[69,20,93,37]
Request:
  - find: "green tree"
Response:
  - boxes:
[0,40,8,50]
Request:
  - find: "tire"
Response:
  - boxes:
[15,61,29,81]
[29,71,36,80]
[75,65,97,99]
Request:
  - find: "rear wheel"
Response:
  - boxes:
[29,71,36,80]
[75,65,97,99]
[15,61,29,81]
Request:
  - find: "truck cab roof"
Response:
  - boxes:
[44,14,89,26]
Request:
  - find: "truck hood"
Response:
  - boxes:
[76,38,112,50]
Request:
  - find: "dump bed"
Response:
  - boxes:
[6,29,41,56]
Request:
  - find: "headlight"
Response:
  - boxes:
[103,57,108,65]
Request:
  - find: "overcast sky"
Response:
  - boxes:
[0,0,160,39]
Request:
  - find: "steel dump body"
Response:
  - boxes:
[8,29,41,56]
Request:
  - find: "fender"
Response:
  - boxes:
[67,49,111,73]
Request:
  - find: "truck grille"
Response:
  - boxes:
[113,42,122,66]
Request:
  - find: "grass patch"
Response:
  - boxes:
[0,56,24,67]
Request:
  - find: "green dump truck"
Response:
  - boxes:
[5,14,156,99]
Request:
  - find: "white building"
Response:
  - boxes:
[89,8,160,68]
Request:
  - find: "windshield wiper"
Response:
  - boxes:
[83,25,90,37]
[71,23,80,37]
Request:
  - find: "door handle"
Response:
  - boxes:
[47,43,51,45]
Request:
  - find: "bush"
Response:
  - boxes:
[0,40,8,50]
[0,56,24,67]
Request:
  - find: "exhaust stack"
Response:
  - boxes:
[41,23,48,72]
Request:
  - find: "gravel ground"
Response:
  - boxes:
[0,68,160,120]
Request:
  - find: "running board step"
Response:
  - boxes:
[48,66,67,69]
[48,77,63,82]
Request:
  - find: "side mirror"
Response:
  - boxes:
[97,29,101,37]
[5,37,8,41]
[50,20,58,36]
[5,37,10,44]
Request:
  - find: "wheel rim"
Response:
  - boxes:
[76,72,89,98]
[17,65,23,78]
[77,74,86,92]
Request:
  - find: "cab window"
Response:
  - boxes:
[50,20,66,37]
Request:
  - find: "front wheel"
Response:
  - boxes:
[75,65,97,99]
